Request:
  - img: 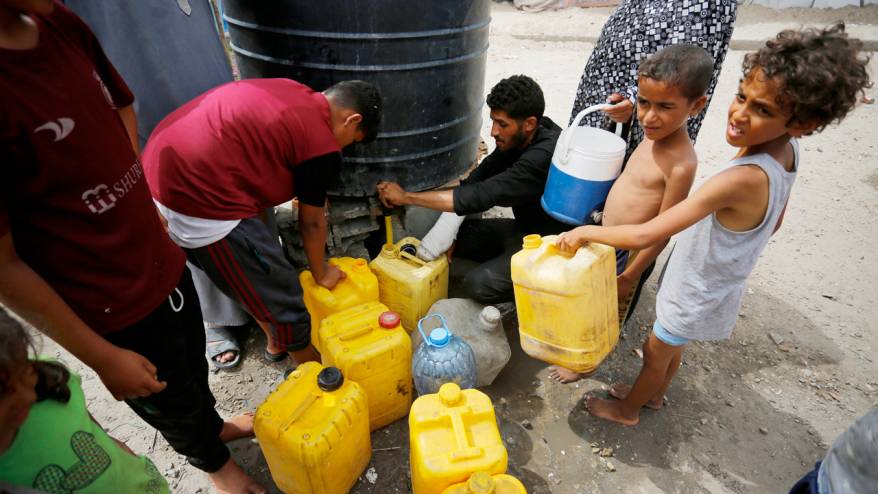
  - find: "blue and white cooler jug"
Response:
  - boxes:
[541,104,627,225]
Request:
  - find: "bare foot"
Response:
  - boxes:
[548,366,594,383]
[209,458,266,494]
[220,413,255,443]
[585,395,639,426]
[609,383,665,410]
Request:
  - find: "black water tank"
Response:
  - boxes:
[223,1,490,197]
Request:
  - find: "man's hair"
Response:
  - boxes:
[637,44,715,101]
[742,24,871,133]
[486,75,545,120]
[324,80,383,143]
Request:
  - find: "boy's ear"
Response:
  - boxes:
[787,120,818,138]
[344,112,363,128]
[689,95,708,117]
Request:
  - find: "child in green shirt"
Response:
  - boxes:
[0,308,169,493]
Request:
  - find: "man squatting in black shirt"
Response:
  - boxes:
[377,75,567,304]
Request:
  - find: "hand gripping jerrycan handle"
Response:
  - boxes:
[309,258,369,304]
[558,104,622,165]
[417,313,451,348]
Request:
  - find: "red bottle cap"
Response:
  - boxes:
[378,311,401,329]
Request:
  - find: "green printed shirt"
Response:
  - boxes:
[0,372,169,494]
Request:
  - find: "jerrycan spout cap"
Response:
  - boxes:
[317,367,344,391]
[466,472,496,494]
[438,383,463,406]
[352,258,368,272]
[378,311,401,329]
[522,234,542,249]
[479,306,501,331]
[380,243,396,258]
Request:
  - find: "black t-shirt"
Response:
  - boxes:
[452,117,568,235]
[293,152,341,207]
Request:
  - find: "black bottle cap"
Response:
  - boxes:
[400,244,418,256]
[317,367,344,392]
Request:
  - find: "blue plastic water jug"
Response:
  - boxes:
[412,313,477,395]
[541,104,627,225]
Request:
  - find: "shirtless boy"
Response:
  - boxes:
[549,44,715,383]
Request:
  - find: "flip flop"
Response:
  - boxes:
[263,348,287,363]
[206,326,241,370]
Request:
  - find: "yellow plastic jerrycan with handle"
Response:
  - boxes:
[409,383,507,494]
[254,362,370,494]
[370,237,448,332]
[319,302,412,431]
[441,472,528,494]
[511,234,619,374]
[300,257,379,352]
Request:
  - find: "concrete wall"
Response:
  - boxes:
[748,0,877,7]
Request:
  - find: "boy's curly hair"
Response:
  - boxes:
[743,24,871,133]
[487,75,545,120]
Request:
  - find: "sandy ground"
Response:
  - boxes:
[31,3,878,493]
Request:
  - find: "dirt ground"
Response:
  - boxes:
[35,3,878,493]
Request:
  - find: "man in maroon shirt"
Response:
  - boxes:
[143,78,382,365]
[0,1,263,492]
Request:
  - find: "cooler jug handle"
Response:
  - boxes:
[417,313,450,347]
[560,104,622,165]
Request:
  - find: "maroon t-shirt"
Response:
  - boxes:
[143,79,341,220]
[0,2,185,334]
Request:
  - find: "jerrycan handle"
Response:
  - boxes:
[399,248,427,267]
[448,410,484,462]
[307,267,338,306]
[559,104,622,165]
[417,313,450,347]
[338,324,373,342]
[281,392,319,431]
[547,241,575,259]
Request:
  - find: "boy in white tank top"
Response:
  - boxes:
[556,25,871,426]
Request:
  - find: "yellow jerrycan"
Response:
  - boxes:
[510,234,619,374]
[254,362,370,494]
[441,472,528,494]
[319,302,413,431]
[370,237,449,332]
[409,383,507,494]
[300,257,379,352]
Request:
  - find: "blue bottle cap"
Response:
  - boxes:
[428,327,450,348]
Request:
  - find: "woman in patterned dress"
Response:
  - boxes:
[570,0,737,155]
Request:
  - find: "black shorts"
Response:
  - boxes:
[185,214,311,351]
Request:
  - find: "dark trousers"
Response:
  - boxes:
[104,268,229,473]
[789,462,821,494]
[453,218,523,304]
[185,213,311,351]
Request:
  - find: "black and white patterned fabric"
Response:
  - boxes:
[570,0,737,157]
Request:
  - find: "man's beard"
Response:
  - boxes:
[498,128,528,151]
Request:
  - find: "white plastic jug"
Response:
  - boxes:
[541,104,627,225]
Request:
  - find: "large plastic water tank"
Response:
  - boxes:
[223,1,490,197]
